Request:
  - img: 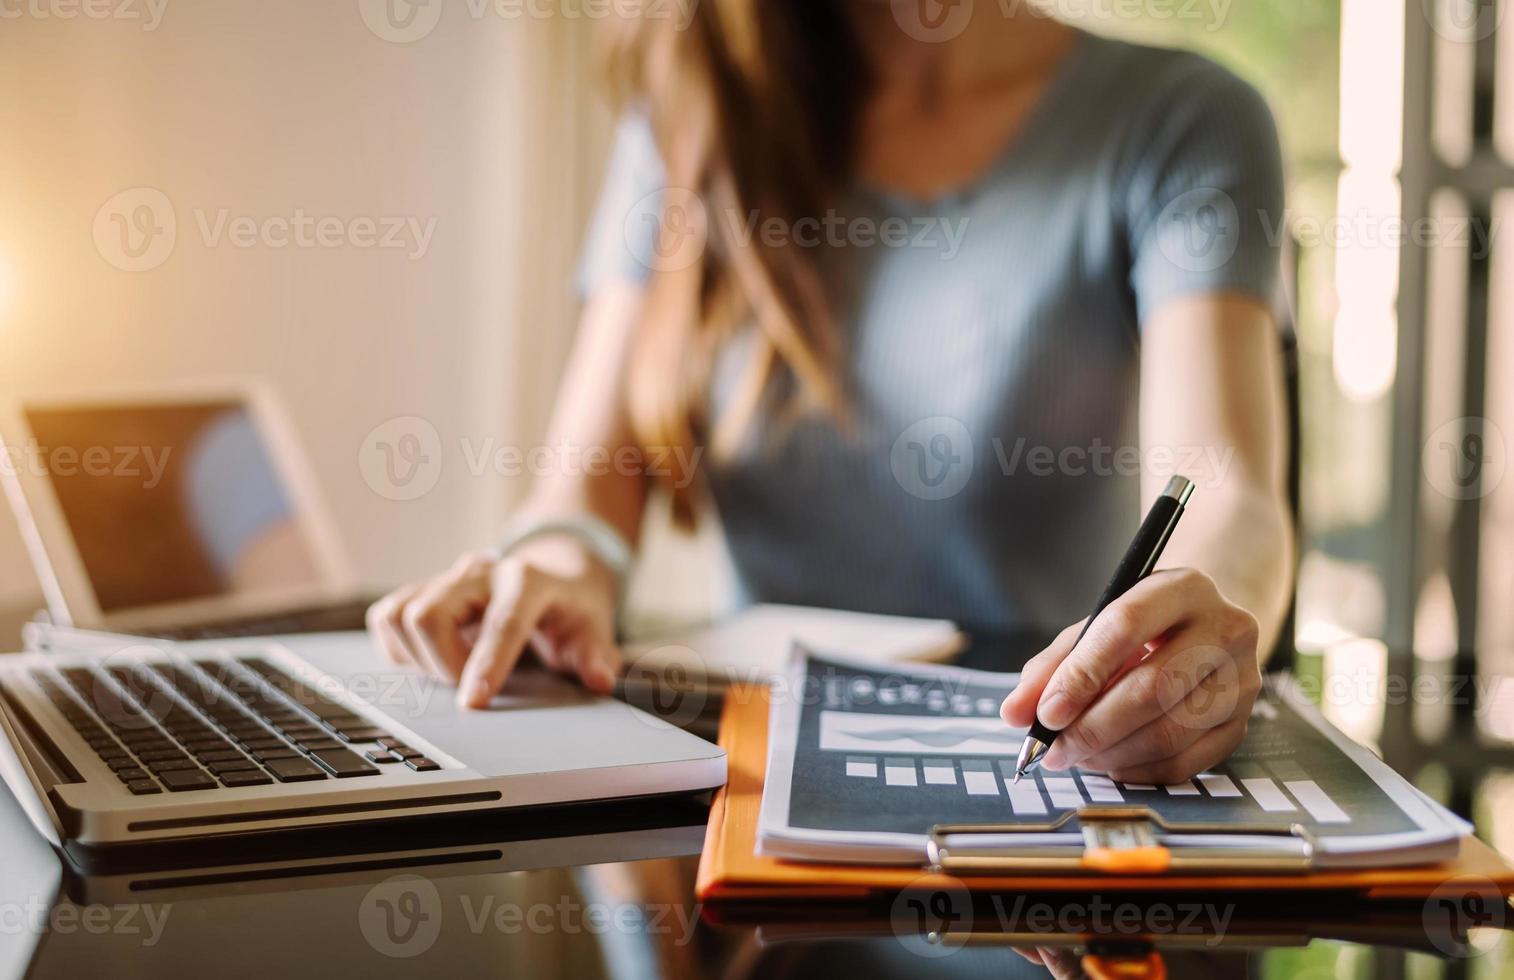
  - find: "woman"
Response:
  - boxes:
[368,2,1294,785]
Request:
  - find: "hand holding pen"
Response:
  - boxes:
[1000,477,1265,786]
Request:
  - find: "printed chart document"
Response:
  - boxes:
[758,651,1470,868]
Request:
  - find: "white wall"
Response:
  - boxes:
[0,0,620,629]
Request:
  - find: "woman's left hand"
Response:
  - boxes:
[999,568,1263,784]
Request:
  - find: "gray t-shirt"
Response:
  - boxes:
[576,31,1283,636]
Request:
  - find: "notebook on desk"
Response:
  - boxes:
[696,651,1514,902]
[623,605,964,690]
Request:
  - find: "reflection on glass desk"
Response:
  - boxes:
[3,774,1511,979]
[1,631,1512,979]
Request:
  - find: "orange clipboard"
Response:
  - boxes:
[695,684,1514,903]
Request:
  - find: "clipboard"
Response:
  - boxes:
[696,684,1514,902]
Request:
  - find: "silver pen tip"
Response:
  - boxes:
[1011,770,1024,784]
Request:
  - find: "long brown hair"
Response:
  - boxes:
[602,1,871,525]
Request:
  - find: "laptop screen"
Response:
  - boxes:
[24,401,323,613]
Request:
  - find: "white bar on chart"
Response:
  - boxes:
[1285,780,1350,823]
[1241,777,1296,812]
[1165,781,1200,796]
[1122,783,1157,791]
[818,711,1024,755]
[1196,773,1241,797]
[922,762,957,785]
[963,770,1000,795]
[1007,777,1048,815]
[884,759,918,786]
[845,758,877,778]
[1080,774,1124,803]
[1043,777,1084,809]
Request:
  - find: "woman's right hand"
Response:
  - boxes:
[365,536,623,709]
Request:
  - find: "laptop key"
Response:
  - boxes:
[218,770,274,787]
[335,728,391,744]
[310,749,381,778]
[198,750,247,763]
[252,747,300,762]
[297,738,344,752]
[364,749,402,764]
[115,767,150,782]
[159,769,217,792]
[125,780,162,795]
[138,749,189,763]
[403,757,441,772]
[208,759,259,774]
[265,757,327,782]
[149,759,202,774]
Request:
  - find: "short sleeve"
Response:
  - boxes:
[1123,61,1284,323]
[574,110,667,297]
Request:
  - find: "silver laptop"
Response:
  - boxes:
[0,632,726,856]
[0,380,373,639]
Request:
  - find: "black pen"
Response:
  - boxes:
[1011,475,1196,783]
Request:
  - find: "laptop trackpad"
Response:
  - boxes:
[281,634,707,780]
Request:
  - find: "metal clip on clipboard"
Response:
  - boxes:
[927,805,1318,876]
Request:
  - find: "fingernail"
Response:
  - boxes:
[588,664,615,693]
[1039,691,1072,728]
[461,678,493,709]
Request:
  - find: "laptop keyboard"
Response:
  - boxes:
[30,657,440,795]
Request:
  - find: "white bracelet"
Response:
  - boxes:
[494,514,634,612]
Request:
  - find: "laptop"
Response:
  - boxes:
[0,632,726,864]
[0,380,373,639]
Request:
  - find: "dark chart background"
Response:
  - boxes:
[785,657,1423,839]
